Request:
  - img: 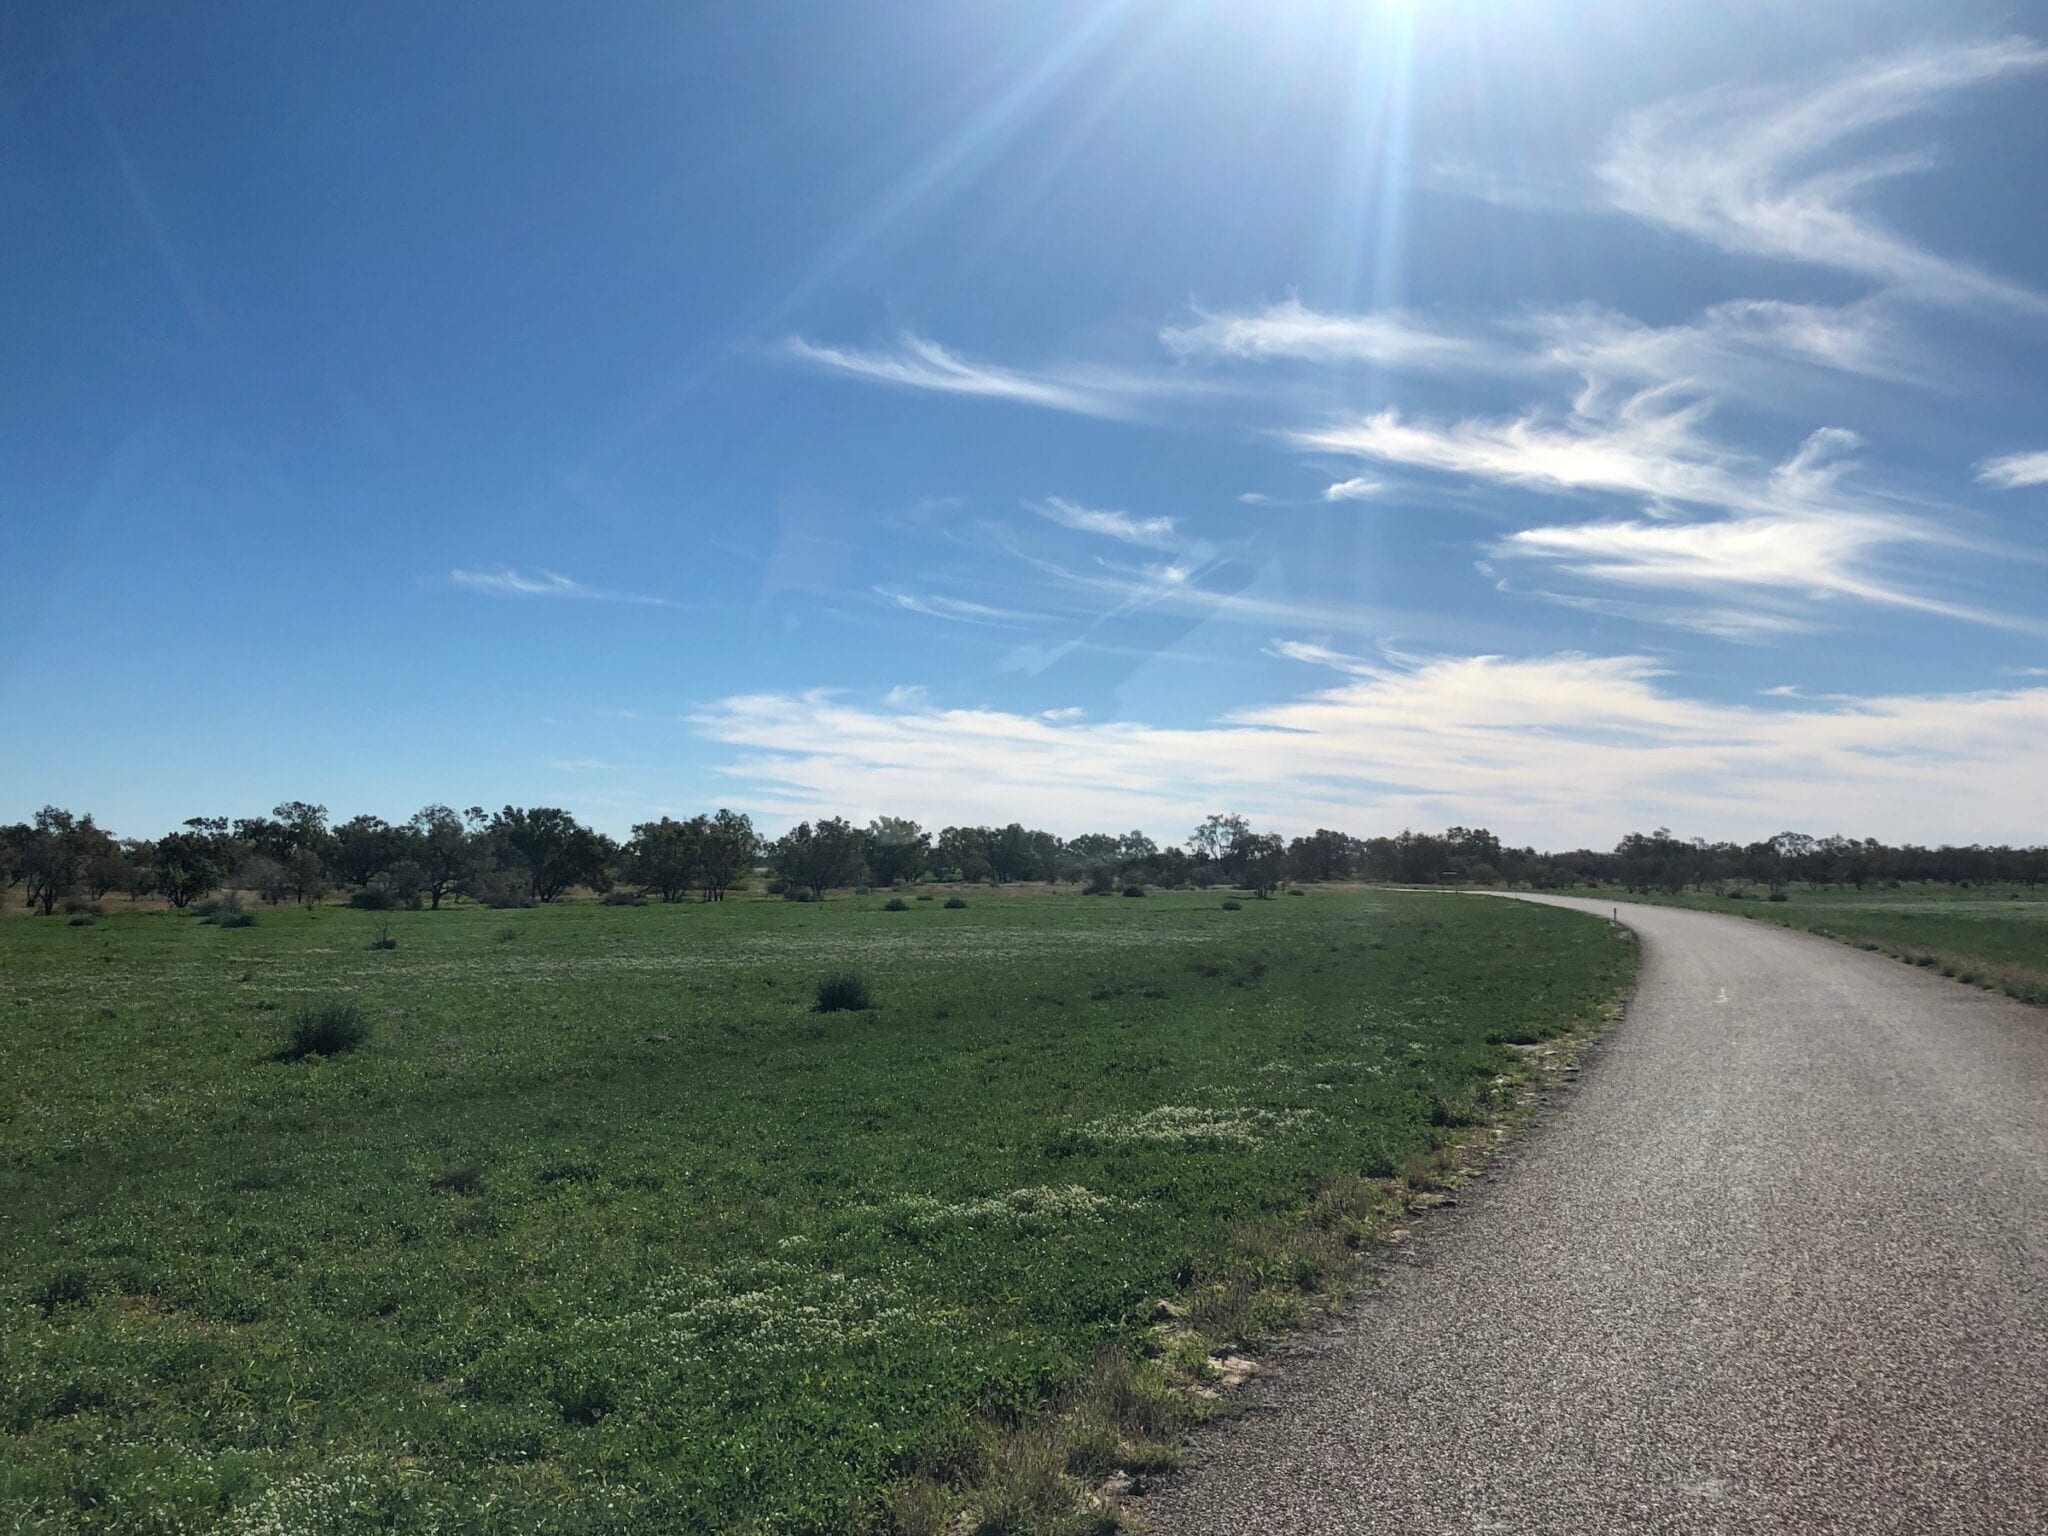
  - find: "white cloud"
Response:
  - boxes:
[1295,400,2036,632]
[1496,512,1944,617]
[1160,297,1902,405]
[692,654,2048,846]
[1976,450,2048,489]
[1290,387,1746,509]
[782,333,1196,420]
[1266,638,1376,673]
[1032,495,1179,548]
[879,589,1048,627]
[1323,477,1384,502]
[1528,300,1907,397]
[450,567,668,606]
[1161,299,1491,369]
[1598,39,2048,308]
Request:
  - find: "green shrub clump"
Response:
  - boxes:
[1221,899,1243,911]
[883,897,911,912]
[1122,885,1147,898]
[943,896,968,909]
[814,971,873,1013]
[282,1001,370,1059]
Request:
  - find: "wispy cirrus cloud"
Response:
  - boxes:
[1160,299,1492,370]
[1158,296,1903,402]
[878,589,1049,627]
[450,567,669,605]
[1031,495,1179,548]
[1529,299,1908,398]
[1976,450,2048,489]
[1598,38,2048,308]
[781,333,1196,420]
[1289,386,1745,509]
[693,652,2048,846]
[1494,512,1960,623]
[1298,396,2035,632]
[1323,477,1384,502]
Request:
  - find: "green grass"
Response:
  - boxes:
[1590,883,2048,1005]
[0,889,1632,1533]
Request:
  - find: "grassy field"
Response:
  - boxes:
[1592,883,2048,1005]
[2,889,1632,1534]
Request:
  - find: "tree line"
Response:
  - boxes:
[2,805,2041,917]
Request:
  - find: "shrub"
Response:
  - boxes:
[215,909,258,928]
[944,896,968,909]
[282,1000,370,1059]
[195,894,243,924]
[60,898,104,917]
[369,921,397,951]
[916,893,935,901]
[495,925,518,942]
[883,896,911,912]
[34,1267,93,1315]
[431,1167,485,1197]
[783,887,818,903]
[1288,888,1306,896]
[468,869,534,910]
[1122,885,1147,898]
[1768,891,1789,903]
[814,971,872,1013]
[348,886,399,912]
[854,885,872,897]
[601,889,648,906]
[1221,899,1242,911]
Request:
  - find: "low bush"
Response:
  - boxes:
[601,889,648,906]
[66,914,96,927]
[495,925,518,942]
[348,886,399,912]
[281,1000,370,1059]
[916,893,935,901]
[783,887,819,903]
[60,898,105,917]
[883,897,911,912]
[854,885,872,897]
[944,896,968,909]
[467,870,535,910]
[196,895,254,927]
[1768,891,1789,903]
[814,971,873,1013]
[1220,899,1242,911]
[369,921,397,951]
[1122,885,1147,898]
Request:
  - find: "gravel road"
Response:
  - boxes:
[1139,895,2048,1534]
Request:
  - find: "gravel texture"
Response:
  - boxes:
[1139,895,2048,1534]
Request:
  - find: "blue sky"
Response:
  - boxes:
[4,0,2045,847]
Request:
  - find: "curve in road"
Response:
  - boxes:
[1139,894,2048,1534]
